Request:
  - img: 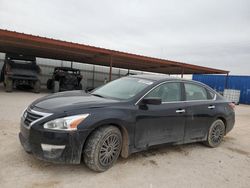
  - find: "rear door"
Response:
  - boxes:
[183,82,217,142]
[135,82,186,148]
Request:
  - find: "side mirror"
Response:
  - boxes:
[141,98,162,105]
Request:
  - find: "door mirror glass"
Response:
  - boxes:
[141,98,162,105]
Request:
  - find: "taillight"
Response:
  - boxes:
[229,102,235,110]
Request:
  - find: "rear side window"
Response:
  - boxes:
[185,83,208,101]
[145,82,181,102]
[207,90,215,100]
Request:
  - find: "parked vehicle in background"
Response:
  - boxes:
[47,67,82,92]
[19,75,235,172]
[0,53,41,93]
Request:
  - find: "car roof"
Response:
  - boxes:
[129,74,214,91]
[130,74,181,82]
[131,73,207,84]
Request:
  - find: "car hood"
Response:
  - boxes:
[31,90,119,112]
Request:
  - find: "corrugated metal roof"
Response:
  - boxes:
[0,29,228,74]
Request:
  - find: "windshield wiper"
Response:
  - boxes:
[91,93,105,98]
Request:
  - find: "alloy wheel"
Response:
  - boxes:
[99,134,121,167]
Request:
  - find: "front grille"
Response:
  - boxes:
[24,110,43,126]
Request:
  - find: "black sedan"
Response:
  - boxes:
[19,75,235,172]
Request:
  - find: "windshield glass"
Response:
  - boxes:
[92,77,153,100]
[10,59,33,64]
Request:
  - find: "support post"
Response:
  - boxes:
[109,55,113,81]
[224,72,229,90]
[92,65,95,88]
[181,67,184,78]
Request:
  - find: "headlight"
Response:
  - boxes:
[43,114,89,131]
[21,108,27,119]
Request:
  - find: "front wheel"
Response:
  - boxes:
[33,80,41,93]
[77,83,82,90]
[53,81,60,93]
[5,77,13,92]
[46,79,53,90]
[83,126,122,172]
[204,119,225,147]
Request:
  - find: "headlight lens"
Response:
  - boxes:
[43,114,89,131]
[21,108,27,119]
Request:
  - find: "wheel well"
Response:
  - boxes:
[82,123,130,159]
[110,123,129,158]
[217,117,227,130]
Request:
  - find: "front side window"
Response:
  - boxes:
[185,83,208,101]
[145,82,181,102]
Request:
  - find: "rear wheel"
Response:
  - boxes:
[83,126,122,172]
[33,80,41,93]
[46,79,53,90]
[205,119,225,147]
[5,77,13,92]
[53,81,60,93]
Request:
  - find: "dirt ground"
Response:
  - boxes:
[0,86,250,188]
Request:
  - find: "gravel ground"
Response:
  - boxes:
[0,86,250,188]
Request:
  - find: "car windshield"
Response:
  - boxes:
[91,77,153,100]
[11,59,33,64]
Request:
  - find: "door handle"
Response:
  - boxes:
[208,105,215,109]
[176,109,185,113]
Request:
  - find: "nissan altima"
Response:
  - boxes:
[19,75,235,172]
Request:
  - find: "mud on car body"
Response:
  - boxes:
[19,75,235,172]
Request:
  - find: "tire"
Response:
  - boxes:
[204,119,225,148]
[83,126,122,172]
[77,83,82,90]
[47,79,53,90]
[5,77,13,92]
[53,81,60,93]
[33,80,41,93]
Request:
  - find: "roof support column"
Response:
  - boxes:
[181,67,184,78]
[92,65,95,88]
[109,55,113,81]
[224,72,229,90]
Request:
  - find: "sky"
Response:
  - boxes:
[0,0,250,75]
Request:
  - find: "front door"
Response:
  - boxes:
[135,82,186,148]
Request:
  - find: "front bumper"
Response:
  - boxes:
[19,120,90,164]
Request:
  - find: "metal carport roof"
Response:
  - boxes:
[0,29,228,79]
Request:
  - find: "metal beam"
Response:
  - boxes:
[109,55,113,81]
[181,67,184,78]
[224,72,229,89]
